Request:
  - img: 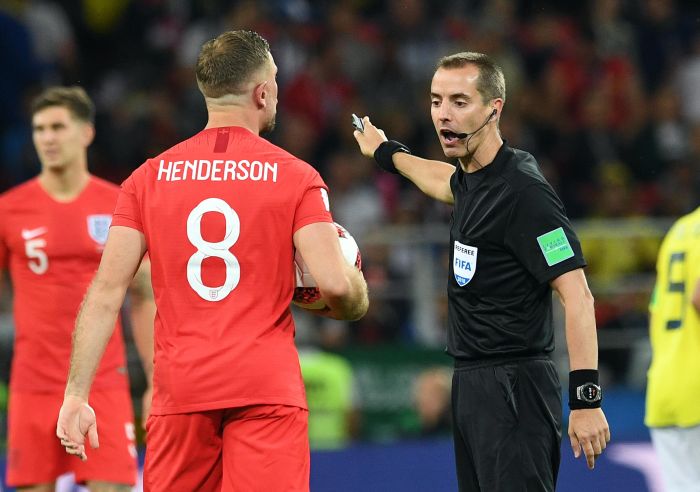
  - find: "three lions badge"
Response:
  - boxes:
[87,214,112,245]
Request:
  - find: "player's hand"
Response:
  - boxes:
[568,408,610,470]
[56,395,100,461]
[141,384,153,431]
[352,116,388,158]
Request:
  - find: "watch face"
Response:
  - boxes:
[578,383,602,403]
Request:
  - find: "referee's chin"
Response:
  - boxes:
[441,146,466,160]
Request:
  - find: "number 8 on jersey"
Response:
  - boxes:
[186,198,240,301]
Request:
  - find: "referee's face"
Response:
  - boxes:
[430,64,492,159]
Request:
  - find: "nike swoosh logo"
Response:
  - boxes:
[21,227,48,240]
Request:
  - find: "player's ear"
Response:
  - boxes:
[253,81,268,109]
[81,123,95,147]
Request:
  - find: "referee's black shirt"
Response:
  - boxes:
[447,143,586,361]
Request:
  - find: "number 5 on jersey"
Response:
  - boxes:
[26,238,48,274]
[186,198,240,302]
[665,251,686,330]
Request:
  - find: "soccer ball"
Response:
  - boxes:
[293,222,361,310]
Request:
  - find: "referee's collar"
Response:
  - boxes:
[484,140,511,174]
[459,141,511,184]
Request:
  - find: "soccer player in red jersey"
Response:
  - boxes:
[1,86,156,491]
[57,30,369,491]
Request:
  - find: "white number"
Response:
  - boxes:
[25,238,48,274]
[186,198,240,301]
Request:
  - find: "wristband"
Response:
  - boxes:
[373,140,411,174]
[568,369,602,409]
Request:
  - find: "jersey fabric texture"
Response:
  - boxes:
[447,143,586,361]
[0,177,128,392]
[111,126,333,415]
[646,207,700,428]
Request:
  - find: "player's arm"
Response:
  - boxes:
[551,268,610,470]
[692,278,700,312]
[57,225,146,460]
[294,222,368,321]
[128,257,155,427]
[353,116,454,204]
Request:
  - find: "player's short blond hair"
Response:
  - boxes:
[195,30,271,98]
[31,86,95,124]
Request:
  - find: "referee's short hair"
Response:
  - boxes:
[196,30,271,98]
[30,86,95,124]
[437,52,506,104]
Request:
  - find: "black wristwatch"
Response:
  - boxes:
[576,383,602,404]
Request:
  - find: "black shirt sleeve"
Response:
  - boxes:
[504,183,586,284]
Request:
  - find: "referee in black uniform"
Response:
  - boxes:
[353,52,610,491]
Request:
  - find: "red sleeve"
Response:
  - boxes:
[0,227,10,270]
[0,210,7,270]
[293,170,333,233]
[111,172,143,232]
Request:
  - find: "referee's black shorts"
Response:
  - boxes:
[451,356,562,492]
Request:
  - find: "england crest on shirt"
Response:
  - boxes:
[453,240,477,287]
[87,214,112,245]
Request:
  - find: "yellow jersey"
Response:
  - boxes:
[645,207,700,428]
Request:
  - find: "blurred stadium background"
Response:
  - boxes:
[0,0,698,490]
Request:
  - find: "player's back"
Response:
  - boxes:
[113,126,331,414]
[646,207,700,427]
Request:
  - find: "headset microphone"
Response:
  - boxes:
[455,108,497,139]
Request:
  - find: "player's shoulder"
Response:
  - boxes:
[681,207,700,228]
[0,178,41,205]
[88,175,121,193]
[261,139,319,175]
[666,207,700,242]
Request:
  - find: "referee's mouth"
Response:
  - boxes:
[440,129,460,145]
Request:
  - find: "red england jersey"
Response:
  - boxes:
[112,126,332,415]
[0,177,129,392]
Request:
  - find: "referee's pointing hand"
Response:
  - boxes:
[352,116,387,158]
[569,408,611,469]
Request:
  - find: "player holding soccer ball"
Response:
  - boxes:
[57,31,368,491]
[1,86,155,491]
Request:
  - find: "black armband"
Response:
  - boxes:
[568,369,602,409]
[373,140,411,174]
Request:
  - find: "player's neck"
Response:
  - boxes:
[204,107,260,135]
[38,164,91,202]
[459,132,503,173]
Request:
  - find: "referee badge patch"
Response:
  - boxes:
[453,240,477,286]
[536,227,574,266]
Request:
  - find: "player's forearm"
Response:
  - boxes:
[322,265,369,321]
[562,291,599,370]
[65,278,127,400]
[129,264,155,380]
[393,153,455,204]
[130,299,155,381]
[692,279,700,313]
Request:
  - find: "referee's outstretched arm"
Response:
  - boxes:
[551,268,611,470]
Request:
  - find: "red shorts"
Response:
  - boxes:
[6,389,137,487]
[144,405,309,492]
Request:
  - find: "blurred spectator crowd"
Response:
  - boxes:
[1,0,699,369]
